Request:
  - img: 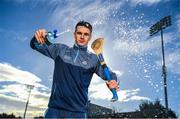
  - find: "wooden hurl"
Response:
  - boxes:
[91,38,118,102]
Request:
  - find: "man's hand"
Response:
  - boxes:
[34,29,47,44]
[106,80,119,91]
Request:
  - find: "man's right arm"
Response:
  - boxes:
[30,29,66,60]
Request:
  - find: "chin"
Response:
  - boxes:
[77,43,87,46]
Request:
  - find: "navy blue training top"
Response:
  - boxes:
[30,37,117,113]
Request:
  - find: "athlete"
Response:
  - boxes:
[30,21,119,118]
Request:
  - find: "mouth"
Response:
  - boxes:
[79,39,85,43]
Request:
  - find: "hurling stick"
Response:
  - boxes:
[91,38,118,102]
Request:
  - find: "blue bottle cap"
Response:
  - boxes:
[53,29,58,38]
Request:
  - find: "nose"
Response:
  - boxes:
[80,34,84,39]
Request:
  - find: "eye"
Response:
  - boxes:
[84,33,90,37]
[77,32,82,35]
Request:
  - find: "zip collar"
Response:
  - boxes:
[73,43,87,51]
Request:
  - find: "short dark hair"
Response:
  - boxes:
[75,21,92,33]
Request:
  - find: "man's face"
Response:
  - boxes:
[74,26,91,46]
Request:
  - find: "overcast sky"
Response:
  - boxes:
[0,0,180,117]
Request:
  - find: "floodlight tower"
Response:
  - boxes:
[23,84,34,119]
[149,16,171,110]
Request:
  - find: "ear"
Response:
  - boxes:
[73,32,76,40]
[89,33,92,41]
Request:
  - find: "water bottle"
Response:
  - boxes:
[46,29,58,44]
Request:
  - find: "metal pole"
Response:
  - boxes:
[160,28,168,110]
[23,86,32,119]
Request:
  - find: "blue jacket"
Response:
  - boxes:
[30,37,117,113]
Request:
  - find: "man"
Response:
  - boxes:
[30,21,119,118]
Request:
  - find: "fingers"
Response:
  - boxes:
[42,29,46,39]
[106,80,119,91]
[115,85,119,91]
[35,29,47,44]
[35,31,42,44]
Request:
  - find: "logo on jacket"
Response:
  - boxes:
[82,61,88,65]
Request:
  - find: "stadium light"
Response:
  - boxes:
[149,15,171,110]
[23,84,34,119]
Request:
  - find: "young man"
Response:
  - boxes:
[30,21,119,118]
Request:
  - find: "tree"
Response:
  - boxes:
[138,99,177,118]
[0,113,22,118]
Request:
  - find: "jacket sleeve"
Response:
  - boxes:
[94,61,117,81]
[30,36,66,60]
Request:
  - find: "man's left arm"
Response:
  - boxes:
[94,61,119,91]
